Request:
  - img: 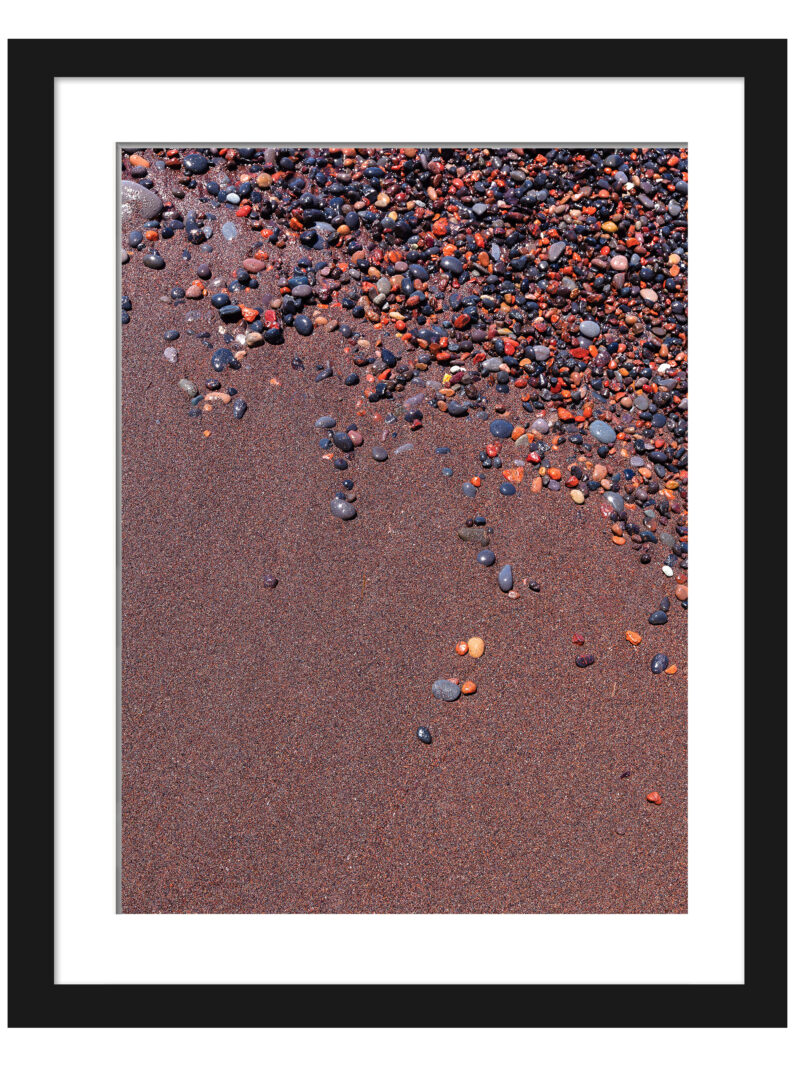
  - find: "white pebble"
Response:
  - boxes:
[662,565,673,576]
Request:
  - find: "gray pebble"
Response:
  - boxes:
[120,180,163,224]
[177,379,198,398]
[330,498,357,520]
[371,446,388,462]
[498,564,513,591]
[589,419,617,445]
[432,679,461,701]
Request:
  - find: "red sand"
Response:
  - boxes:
[121,174,687,914]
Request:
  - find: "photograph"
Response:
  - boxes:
[120,144,689,914]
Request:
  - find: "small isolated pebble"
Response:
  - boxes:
[432,679,460,701]
[575,653,595,668]
[664,664,678,675]
[371,446,388,462]
[507,590,521,599]
[570,489,585,504]
[178,378,198,398]
[263,575,278,588]
[498,564,513,591]
[232,398,247,419]
[648,610,668,625]
[625,630,642,645]
[330,498,357,520]
[662,565,674,577]
[476,549,495,567]
[646,792,663,805]
[143,252,165,270]
[467,637,485,658]
[572,633,585,646]
[455,641,469,656]
[461,680,477,695]
[416,726,432,745]
[650,653,669,674]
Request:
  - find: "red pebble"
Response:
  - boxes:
[572,633,585,645]
[646,792,663,805]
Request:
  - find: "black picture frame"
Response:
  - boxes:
[7,37,787,1029]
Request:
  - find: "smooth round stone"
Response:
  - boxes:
[330,498,357,520]
[447,400,468,417]
[183,152,209,174]
[232,398,247,419]
[416,726,432,744]
[648,611,668,625]
[371,446,388,462]
[163,347,178,363]
[603,492,625,515]
[221,222,237,240]
[294,315,313,336]
[315,416,336,429]
[442,467,453,477]
[263,575,278,588]
[332,432,353,452]
[499,482,516,496]
[662,565,674,577]
[177,379,198,398]
[489,419,514,438]
[579,320,601,339]
[120,180,163,223]
[532,347,551,363]
[651,653,669,674]
[439,255,464,274]
[476,549,495,566]
[589,420,617,444]
[467,637,485,658]
[432,679,460,702]
[570,489,585,504]
[610,255,629,271]
[498,564,513,592]
[547,241,566,262]
[532,417,550,433]
[143,252,165,269]
[462,482,478,498]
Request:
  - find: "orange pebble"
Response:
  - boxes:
[664,665,678,675]
[612,536,626,546]
[646,792,662,805]
[625,630,642,645]
[461,681,477,695]
[455,641,469,656]
[470,476,481,488]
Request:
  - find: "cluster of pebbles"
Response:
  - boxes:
[122,146,687,792]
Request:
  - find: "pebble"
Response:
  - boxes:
[330,498,357,520]
[120,180,163,223]
[489,419,514,439]
[143,252,165,270]
[432,679,460,701]
[476,549,495,566]
[498,564,513,591]
[263,575,278,588]
[625,631,642,645]
[575,654,595,668]
[371,446,388,462]
[570,489,585,504]
[648,611,668,625]
[177,379,198,398]
[467,637,485,658]
[589,420,617,445]
[650,653,669,674]
[416,726,432,744]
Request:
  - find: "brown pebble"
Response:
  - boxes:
[467,637,485,658]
